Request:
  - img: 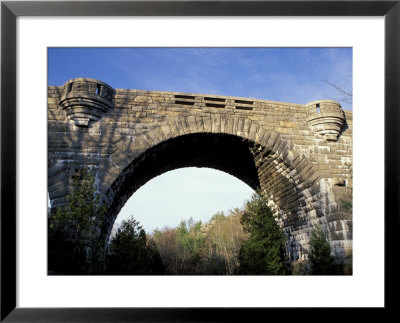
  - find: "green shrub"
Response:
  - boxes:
[309,226,335,275]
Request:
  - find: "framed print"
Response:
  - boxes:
[1,0,399,321]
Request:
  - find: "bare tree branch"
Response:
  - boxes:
[322,76,353,105]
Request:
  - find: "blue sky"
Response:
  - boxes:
[48,47,352,232]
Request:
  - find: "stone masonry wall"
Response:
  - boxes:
[48,78,353,264]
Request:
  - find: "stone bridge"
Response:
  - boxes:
[48,78,353,264]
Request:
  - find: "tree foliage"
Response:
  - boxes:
[48,169,107,274]
[152,211,246,275]
[308,226,335,275]
[49,174,295,276]
[175,218,205,274]
[237,192,286,275]
[203,210,246,274]
[152,227,180,274]
[106,216,164,275]
[151,218,208,274]
[151,193,287,275]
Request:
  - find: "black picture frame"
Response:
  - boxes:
[1,1,399,321]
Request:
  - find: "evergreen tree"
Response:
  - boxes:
[106,216,164,275]
[48,169,107,274]
[308,226,335,275]
[238,192,286,275]
[174,218,206,274]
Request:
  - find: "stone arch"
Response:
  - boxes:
[48,81,352,266]
[98,116,330,262]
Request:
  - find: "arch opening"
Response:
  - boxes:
[113,167,255,235]
[106,133,261,231]
[101,131,324,265]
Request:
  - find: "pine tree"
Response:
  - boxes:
[308,226,335,275]
[48,169,107,274]
[174,218,206,274]
[106,216,164,275]
[238,192,286,275]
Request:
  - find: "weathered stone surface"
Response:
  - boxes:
[59,78,115,127]
[48,78,353,264]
